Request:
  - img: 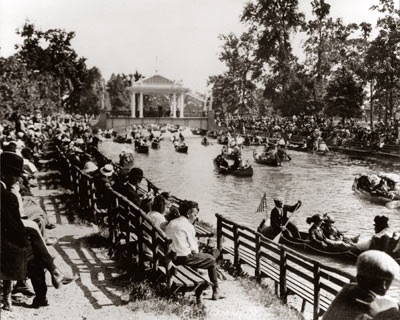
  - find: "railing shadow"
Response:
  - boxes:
[53,235,128,310]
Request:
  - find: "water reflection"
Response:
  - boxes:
[99,133,400,295]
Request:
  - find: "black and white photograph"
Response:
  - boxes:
[1,0,400,319]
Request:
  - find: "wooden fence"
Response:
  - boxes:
[57,146,212,298]
[216,214,355,320]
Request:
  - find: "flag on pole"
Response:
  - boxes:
[256,192,267,213]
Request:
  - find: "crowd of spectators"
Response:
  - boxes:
[216,114,400,149]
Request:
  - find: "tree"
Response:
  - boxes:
[303,0,333,111]
[0,55,59,118]
[366,0,400,123]
[324,68,364,121]
[241,0,305,94]
[15,22,102,114]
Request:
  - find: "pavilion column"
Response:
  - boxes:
[139,92,144,118]
[172,93,177,118]
[179,93,185,118]
[130,91,136,118]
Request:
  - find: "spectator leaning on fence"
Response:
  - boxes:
[165,200,222,303]
[322,250,399,320]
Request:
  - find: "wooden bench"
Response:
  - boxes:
[57,152,212,301]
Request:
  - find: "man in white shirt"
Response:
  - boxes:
[165,200,221,302]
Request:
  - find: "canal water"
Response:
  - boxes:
[99,130,400,297]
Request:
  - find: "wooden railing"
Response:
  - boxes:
[57,145,212,297]
[216,214,354,320]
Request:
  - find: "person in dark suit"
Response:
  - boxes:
[121,168,153,212]
[1,152,77,310]
[270,198,301,239]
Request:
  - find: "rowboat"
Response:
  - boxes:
[136,145,149,154]
[213,158,253,177]
[151,140,160,149]
[280,232,359,262]
[175,144,188,153]
[253,150,281,166]
[352,176,397,205]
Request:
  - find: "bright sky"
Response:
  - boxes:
[0,0,384,93]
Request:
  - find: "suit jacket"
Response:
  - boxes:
[270,203,299,232]
[0,182,28,280]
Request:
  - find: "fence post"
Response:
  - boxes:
[279,246,288,303]
[137,214,144,269]
[233,225,240,271]
[216,214,222,252]
[255,233,261,282]
[313,262,321,320]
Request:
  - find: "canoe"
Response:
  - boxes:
[217,136,229,145]
[175,145,188,153]
[352,177,397,205]
[213,158,253,177]
[191,128,202,135]
[151,141,160,149]
[253,150,281,166]
[136,145,149,154]
[280,232,359,262]
[201,140,210,146]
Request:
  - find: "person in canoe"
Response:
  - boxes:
[269,198,301,239]
[307,214,358,250]
[357,216,395,252]
[215,154,229,170]
[321,213,360,244]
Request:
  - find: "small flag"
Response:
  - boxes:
[256,192,267,213]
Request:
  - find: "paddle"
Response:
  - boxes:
[272,202,301,243]
[385,200,400,209]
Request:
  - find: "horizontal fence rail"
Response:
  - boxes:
[56,144,212,298]
[216,213,354,320]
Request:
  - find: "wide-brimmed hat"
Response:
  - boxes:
[310,214,323,223]
[1,151,24,175]
[83,161,98,173]
[100,164,114,177]
[324,214,335,223]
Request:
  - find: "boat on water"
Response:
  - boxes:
[136,144,149,154]
[258,225,359,262]
[191,128,203,135]
[201,138,210,146]
[253,150,281,166]
[213,158,253,177]
[280,232,359,262]
[175,144,188,153]
[151,140,160,149]
[352,175,400,206]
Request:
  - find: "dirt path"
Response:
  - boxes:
[1,170,290,320]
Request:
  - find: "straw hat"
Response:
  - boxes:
[100,164,114,177]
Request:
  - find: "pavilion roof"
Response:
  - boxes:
[130,74,189,94]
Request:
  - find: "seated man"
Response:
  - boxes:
[1,152,77,310]
[121,167,153,212]
[165,200,222,302]
[322,250,399,320]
